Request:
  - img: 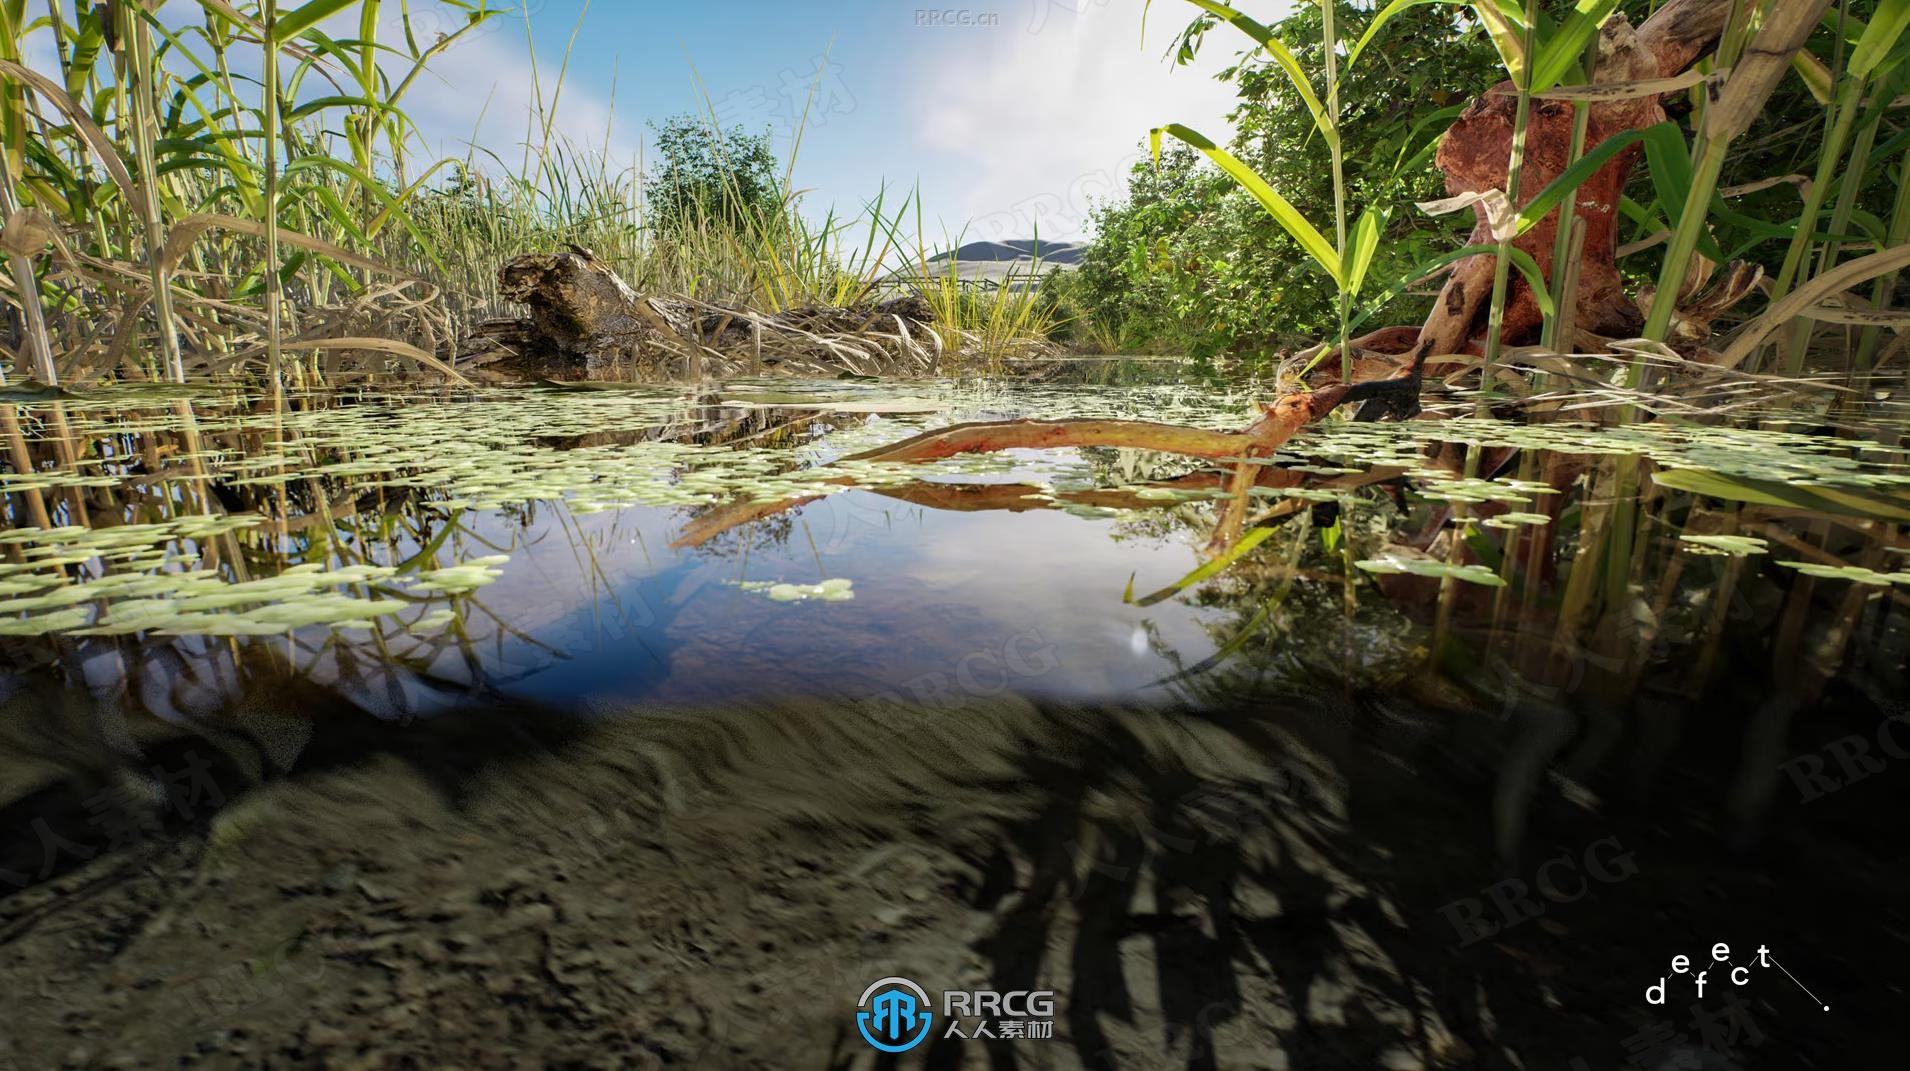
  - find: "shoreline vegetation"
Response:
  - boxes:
[0,1,1902,394]
[0,2,1905,695]
[0,1,1066,387]
[0,8,1906,1063]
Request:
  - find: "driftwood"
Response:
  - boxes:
[669,380,1415,553]
[476,249,952,377]
[1339,0,1740,401]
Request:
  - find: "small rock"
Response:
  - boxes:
[303,1021,349,1050]
[321,864,357,893]
[512,902,557,926]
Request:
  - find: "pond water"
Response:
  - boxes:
[3,371,1904,719]
[1,367,1905,1068]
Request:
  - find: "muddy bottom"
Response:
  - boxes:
[1,679,1900,1070]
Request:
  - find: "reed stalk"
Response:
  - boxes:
[1854,142,1910,369]
[263,0,282,390]
[1479,0,1541,388]
[118,3,184,383]
[1322,0,1349,382]
[1644,0,1833,366]
[1538,39,1595,357]
[1758,3,1862,372]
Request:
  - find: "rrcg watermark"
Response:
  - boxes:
[2,751,227,890]
[1436,835,1638,947]
[1566,994,1766,1071]
[966,151,1144,244]
[1779,707,1910,803]
[1027,0,1114,34]
[708,55,856,140]
[914,8,1003,28]
[847,625,1060,716]
[856,976,1057,1051]
[1063,765,1335,897]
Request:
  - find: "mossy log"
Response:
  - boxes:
[479,248,946,377]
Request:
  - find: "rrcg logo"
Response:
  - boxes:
[856,976,1058,1050]
[857,977,935,1053]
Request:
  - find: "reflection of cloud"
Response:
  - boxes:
[913,0,1277,241]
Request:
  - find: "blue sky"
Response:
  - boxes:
[394,0,1268,243]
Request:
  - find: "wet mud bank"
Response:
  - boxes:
[1,679,1901,1069]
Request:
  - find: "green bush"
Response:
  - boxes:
[1067,4,1507,362]
[642,115,783,234]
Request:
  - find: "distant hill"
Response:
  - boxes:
[924,239,1083,266]
[883,239,1082,291]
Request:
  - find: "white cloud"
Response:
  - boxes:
[911,0,1279,242]
[155,4,645,180]
[377,14,643,178]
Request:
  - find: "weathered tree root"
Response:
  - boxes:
[1311,0,1736,405]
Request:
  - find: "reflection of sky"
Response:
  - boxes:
[478,485,1233,710]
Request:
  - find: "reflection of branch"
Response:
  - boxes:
[868,470,1305,512]
[670,467,1324,551]
[671,492,834,548]
[674,389,1388,550]
[843,393,1341,464]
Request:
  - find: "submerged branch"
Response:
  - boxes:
[671,383,1409,552]
[845,386,1366,465]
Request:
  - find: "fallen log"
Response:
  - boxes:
[482,248,953,377]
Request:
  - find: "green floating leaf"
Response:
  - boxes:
[1482,512,1554,529]
[1776,561,1906,586]
[1356,554,1507,587]
[734,577,855,603]
[0,606,93,636]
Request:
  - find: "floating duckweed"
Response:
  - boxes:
[0,544,510,637]
[733,577,856,603]
[1250,487,1342,503]
[5,378,1909,643]
[0,607,93,635]
[410,558,509,595]
[0,526,90,544]
[1413,476,1535,506]
[1775,561,1906,585]
[1482,512,1553,529]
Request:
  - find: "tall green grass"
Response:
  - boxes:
[0,0,1052,386]
[1153,0,1909,384]
[1148,0,1910,678]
